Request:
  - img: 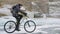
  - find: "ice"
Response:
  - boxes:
[0,7,12,15]
[0,16,60,34]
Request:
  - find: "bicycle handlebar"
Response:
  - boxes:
[19,12,29,18]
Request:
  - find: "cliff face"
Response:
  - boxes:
[49,0,60,2]
[49,0,60,17]
[0,0,48,13]
[0,13,7,16]
[53,0,60,2]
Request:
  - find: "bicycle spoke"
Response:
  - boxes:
[4,21,16,33]
[24,20,36,33]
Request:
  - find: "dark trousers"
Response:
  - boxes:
[14,15,23,29]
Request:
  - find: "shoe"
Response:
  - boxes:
[16,29,20,31]
[15,28,21,31]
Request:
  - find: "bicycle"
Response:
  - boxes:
[4,12,36,33]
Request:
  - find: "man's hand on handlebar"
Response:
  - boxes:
[18,12,27,16]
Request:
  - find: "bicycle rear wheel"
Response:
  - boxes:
[24,20,36,33]
[4,21,16,33]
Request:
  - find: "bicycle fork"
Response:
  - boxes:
[28,23,31,27]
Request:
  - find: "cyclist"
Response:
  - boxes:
[11,4,27,31]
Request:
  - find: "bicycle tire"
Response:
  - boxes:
[24,20,36,33]
[4,21,16,33]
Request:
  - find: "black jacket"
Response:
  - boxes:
[11,4,27,17]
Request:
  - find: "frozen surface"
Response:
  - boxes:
[0,16,60,34]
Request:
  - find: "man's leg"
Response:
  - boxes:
[15,15,23,31]
[15,17,19,30]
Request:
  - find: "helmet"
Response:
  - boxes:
[18,4,23,6]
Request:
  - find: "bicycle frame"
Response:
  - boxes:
[20,16,29,24]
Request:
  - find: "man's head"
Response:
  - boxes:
[18,4,26,10]
[18,4,23,7]
[16,4,26,10]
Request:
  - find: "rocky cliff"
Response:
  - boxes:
[49,1,60,17]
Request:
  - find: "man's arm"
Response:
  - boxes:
[18,10,27,16]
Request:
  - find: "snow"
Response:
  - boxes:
[31,2,37,5]
[0,16,60,34]
[49,2,60,17]
[0,6,12,15]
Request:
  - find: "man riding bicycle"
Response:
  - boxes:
[11,4,27,31]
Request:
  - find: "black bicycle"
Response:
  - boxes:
[4,16,36,33]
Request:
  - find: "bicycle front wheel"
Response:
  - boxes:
[4,21,16,33]
[24,20,36,33]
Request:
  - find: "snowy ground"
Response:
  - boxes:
[0,16,60,34]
